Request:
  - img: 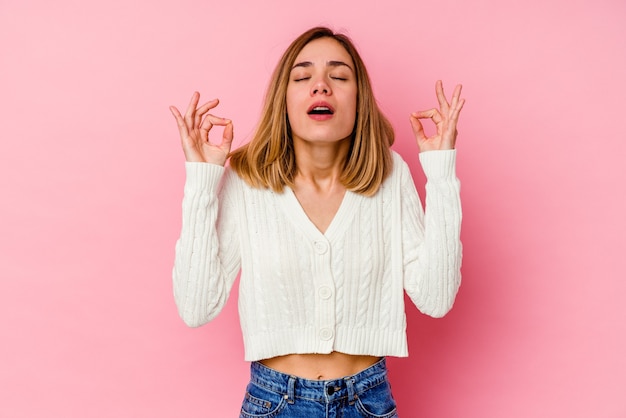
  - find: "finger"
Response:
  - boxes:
[449,84,463,111]
[198,115,213,140]
[412,108,443,125]
[409,115,427,142]
[435,80,450,112]
[449,98,466,126]
[196,99,219,117]
[199,113,232,141]
[195,98,219,128]
[201,113,232,128]
[169,106,189,137]
[221,121,234,151]
[184,92,200,128]
[169,105,182,120]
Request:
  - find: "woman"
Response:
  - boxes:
[170,26,464,418]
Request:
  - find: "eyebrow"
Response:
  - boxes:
[291,60,354,72]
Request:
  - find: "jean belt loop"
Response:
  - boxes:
[287,376,296,404]
[345,377,357,405]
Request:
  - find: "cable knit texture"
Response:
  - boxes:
[173,150,462,361]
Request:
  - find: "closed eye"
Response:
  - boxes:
[294,77,311,82]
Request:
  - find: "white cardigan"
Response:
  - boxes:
[173,150,462,361]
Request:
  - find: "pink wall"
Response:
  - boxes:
[1,0,625,416]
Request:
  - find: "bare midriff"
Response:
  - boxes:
[259,352,381,380]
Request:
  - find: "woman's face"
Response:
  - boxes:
[286,37,357,147]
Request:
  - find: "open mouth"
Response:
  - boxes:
[308,106,333,115]
[307,103,335,115]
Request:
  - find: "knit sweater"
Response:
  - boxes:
[173,150,462,361]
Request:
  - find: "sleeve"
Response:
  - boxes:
[172,163,241,327]
[401,150,462,318]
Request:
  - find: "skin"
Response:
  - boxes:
[169,37,465,380]
[285,37,358,235]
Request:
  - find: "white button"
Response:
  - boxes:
[319,328,334,341]
[318,286,332,300]
[313,241,328,254]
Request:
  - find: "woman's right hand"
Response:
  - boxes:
[169,92,234,166]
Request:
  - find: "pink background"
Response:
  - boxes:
[1,0,625,416]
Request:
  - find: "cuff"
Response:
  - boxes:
[184,162,225,191]
[419,149,457,179]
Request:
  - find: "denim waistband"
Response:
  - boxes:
[249,357,388,404]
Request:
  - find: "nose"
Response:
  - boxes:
[311,79,331,95]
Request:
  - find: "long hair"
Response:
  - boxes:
[229,27,394,196]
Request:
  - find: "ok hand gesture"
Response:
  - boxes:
[169,92,234,166]
[410,81,465,152]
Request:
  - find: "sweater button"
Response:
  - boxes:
[319,328,334,341]
[318,286,332,300]
[313,241,328,254]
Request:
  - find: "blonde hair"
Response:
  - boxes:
[229,27,394,196]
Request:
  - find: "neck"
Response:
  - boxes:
[292,137,351,189]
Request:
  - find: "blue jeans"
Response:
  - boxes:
[239,358,398,418]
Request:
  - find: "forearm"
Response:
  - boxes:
[173,162,240,327]
[403,150,462,317]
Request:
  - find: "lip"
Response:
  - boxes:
[306,101,335,114]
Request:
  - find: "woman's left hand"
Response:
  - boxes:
[410,80,465,152]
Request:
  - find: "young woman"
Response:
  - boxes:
[170,26,464,418]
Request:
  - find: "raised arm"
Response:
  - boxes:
[403,81,465,317]
[170,93,241,327]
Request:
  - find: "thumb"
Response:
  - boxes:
[221,121,234,150]
[409,115,427,142]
